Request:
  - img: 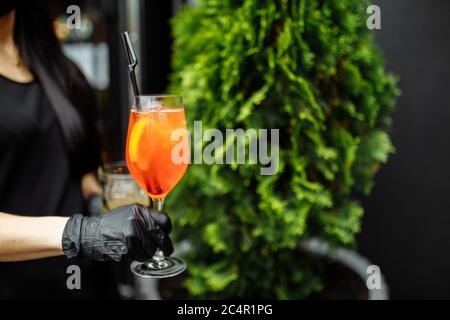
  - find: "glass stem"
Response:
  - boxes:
[150,197,168,267]
[154,198,164,211]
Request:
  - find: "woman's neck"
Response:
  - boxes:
[0,10,34,83]
[0,10,16,54]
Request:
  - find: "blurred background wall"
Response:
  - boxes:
[358,0,450,299]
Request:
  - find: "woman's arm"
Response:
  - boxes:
[0,205,173,263]
[0,212,68,262]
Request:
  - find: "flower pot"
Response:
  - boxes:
[134,238,388,300]
[299,238,389,300]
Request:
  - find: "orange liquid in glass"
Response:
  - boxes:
[126,108,189,199]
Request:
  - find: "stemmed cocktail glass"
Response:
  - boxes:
[125,95,189,278]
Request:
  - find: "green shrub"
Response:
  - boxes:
[168,0,399,298]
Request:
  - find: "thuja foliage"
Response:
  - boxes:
[168,0,399,298]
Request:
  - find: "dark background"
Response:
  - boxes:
[358,0,450,299]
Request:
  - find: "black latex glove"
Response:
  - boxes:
[62,204,173,262]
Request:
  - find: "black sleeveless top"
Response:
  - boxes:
[0,74,117,299]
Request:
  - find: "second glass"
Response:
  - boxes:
[98,161,149,213]
[125,95,189,278]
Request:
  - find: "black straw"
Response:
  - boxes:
[121,31,140,96]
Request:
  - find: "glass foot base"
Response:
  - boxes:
[130,257,186,279]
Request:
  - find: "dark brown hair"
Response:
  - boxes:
[14,0,101,173]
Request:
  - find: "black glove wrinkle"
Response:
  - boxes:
[62,214,84,261]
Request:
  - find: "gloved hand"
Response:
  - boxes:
[62,204,173,262]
